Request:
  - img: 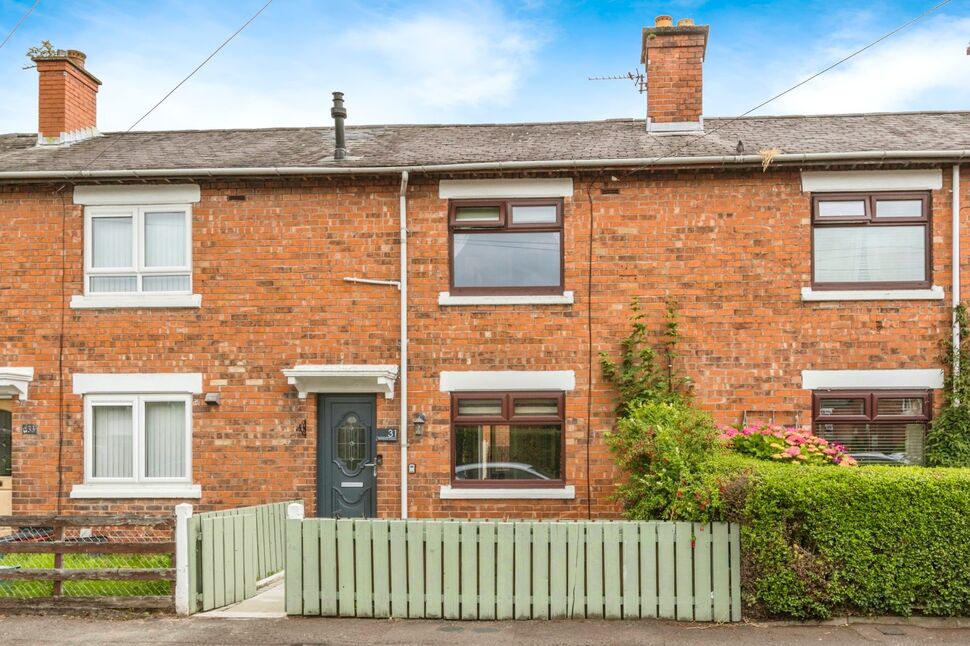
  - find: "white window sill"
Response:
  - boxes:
[439,485,575,500]
[70,483,202,499]
[438,291,574,306]
[801,286,944,302]
[70,294,202,309]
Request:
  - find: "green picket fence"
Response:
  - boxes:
[285,519,741,621]
[187,501,298,613]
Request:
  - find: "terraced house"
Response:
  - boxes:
[0,17,967,521]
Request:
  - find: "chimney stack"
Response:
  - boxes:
[641,15,709,134]
[33,48,101,145]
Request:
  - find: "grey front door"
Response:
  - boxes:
[316,395,377,518]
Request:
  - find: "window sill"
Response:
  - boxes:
[801,286,944,302]
[70,294,202,309]
[438,291,574,306]
[70,483,201,499]
[439,485,575,500]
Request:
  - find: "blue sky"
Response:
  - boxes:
[1,1,967,133]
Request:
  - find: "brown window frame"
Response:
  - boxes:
[450,391,565,488]
[812,389,931,465]
[811,191,932,290]
[448,198,565,296]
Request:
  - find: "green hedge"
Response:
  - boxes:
[714,455,970,618]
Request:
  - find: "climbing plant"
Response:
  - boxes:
[925,304,970,466]
[599,297,690,415]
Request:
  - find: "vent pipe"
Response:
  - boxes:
[331,91,347,160]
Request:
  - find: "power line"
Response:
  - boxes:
[0,0,40,51]
[618,0,953,179]
[79,0,274,171]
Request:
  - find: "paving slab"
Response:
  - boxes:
[196,580,285,619]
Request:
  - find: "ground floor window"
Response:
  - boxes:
[84,394,191,483]
[812,390,929,465]
[451,392,564,486]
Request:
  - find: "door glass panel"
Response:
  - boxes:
[335,413,366,472]
[875,200,922,218]
[817,200,866,217]
[817,397,866,417]
[511,205,558,224]
[457,399,503,417]
[0,410,11,477]
[513,398,559,416]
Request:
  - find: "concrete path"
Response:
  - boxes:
[0,614,968,645]
[196,580,285,619]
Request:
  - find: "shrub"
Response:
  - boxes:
[720,424,857,467]
[606,400,722,521]
[714,455,970,618]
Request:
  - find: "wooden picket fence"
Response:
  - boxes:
[186,501,296,613]
[285,519,741,621]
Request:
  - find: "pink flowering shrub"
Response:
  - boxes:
[719,424,857,467]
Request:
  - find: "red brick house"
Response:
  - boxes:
[0,17,967,520]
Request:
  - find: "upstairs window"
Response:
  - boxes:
[84,206,192,295]
[449,199,563,295]
[813,390,929,465]
[452,391,564,486]
[812,192,930,289]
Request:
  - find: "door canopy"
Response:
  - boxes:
[282,364,399,400]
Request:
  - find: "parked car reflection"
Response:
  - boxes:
[455,462,552,480]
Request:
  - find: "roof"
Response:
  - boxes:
[0,111,968,177]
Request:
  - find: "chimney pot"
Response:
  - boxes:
[677,18,694,26]
[66,49,86,67]
[655,15,673,27]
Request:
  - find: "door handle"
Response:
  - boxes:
[363,461,377,477]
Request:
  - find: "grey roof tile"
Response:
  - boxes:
[0,111,968,174]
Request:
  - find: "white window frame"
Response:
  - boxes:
[83,204,193,297]
[83,393,193,487]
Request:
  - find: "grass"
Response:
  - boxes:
[0,552,172,598]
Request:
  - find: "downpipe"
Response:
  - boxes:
[399,171,410,518]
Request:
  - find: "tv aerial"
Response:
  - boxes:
[587,70,646,94]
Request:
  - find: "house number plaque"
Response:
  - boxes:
[376,427,398,442]
[21,424,38,435]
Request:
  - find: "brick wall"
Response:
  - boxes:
[0,165,962,519]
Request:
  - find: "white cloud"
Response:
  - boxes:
[767,15,970,114]
[336,7,540,115]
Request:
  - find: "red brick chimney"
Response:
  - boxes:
[32,49,101,145]
[641,16,709,134]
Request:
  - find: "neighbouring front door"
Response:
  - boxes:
[316,395,377,518]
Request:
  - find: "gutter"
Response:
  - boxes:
[3,150,970,180]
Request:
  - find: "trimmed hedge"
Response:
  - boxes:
[715,455,970,618]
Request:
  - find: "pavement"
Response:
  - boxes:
[0,614,969,645]
[196,579,286,619]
